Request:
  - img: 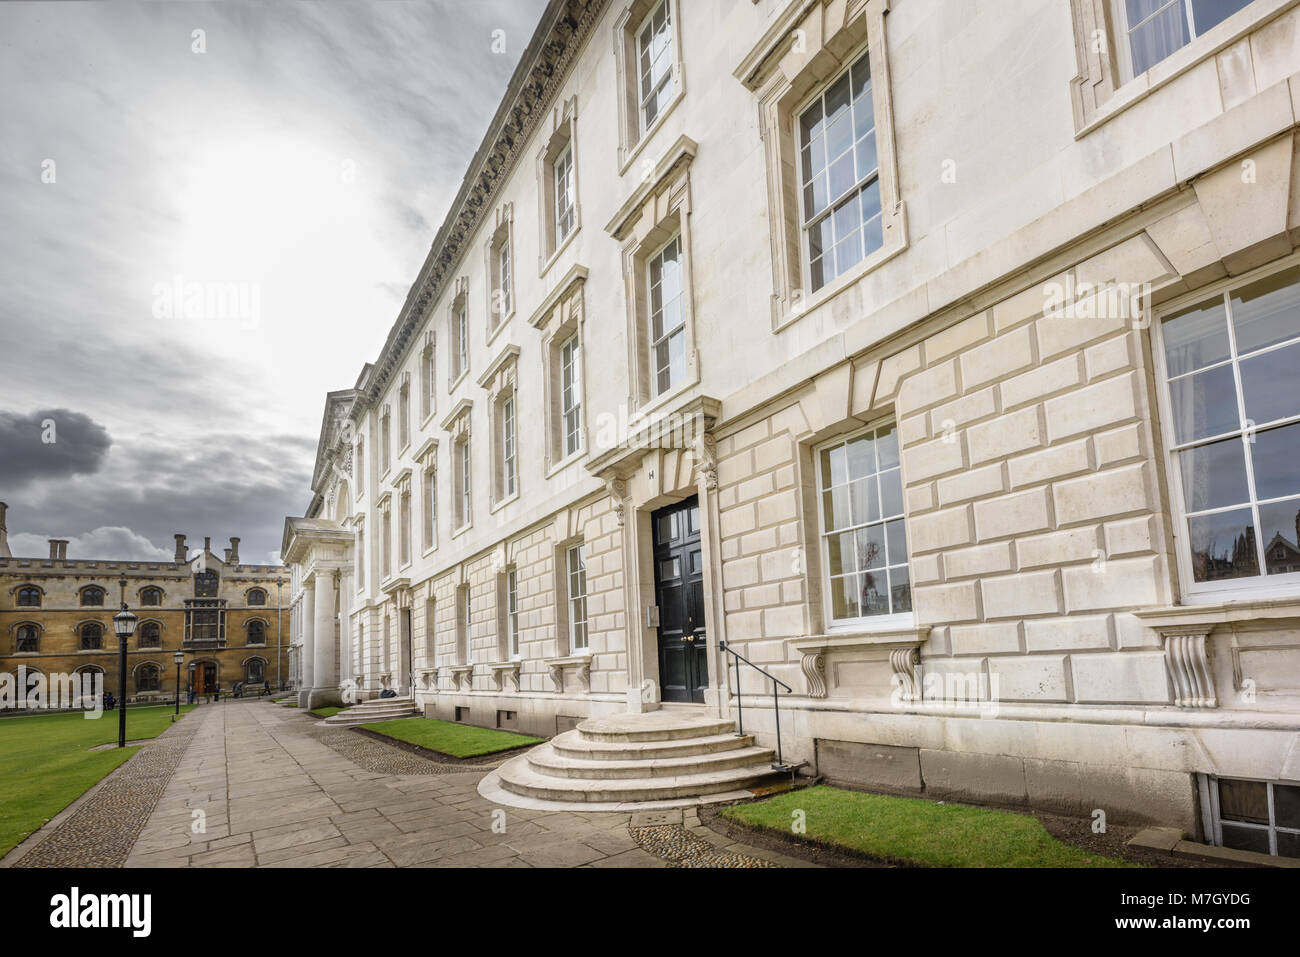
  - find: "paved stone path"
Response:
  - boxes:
[98,701,809,868]
[14,712,199,868]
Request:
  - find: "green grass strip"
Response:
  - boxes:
[359,717,542,758]
[721,784,1135,868]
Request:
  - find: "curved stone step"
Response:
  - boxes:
[576,712,734,743]
[496,751,783,803]
[551,729,756,762]
[527,743,777,779]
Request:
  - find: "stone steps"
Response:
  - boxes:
[488,710,787,809]
[527,743,777,779]
[321,698,418,727]
[550,729,757,761]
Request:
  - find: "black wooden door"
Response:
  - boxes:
[653,497,708,703]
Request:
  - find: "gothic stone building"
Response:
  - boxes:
[286,0,1300,856]
[0,504,289,701]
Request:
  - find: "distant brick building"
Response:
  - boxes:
[0,503,289,702]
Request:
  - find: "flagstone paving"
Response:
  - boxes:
[85,700,809,868]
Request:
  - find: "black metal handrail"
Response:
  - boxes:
[718,639,793,769]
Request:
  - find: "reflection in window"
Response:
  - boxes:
[137,664,160,692]
[798,49,881,293]
[138,622,161,647]
[80,622,103,650]
[637,0,675,131]
[1118,0,1255,77]
[818,423,911,622]
[16,624,39,653]
[649,235,687,396]
[1161,265,1300,585]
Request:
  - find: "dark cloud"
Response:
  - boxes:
[0,408,111,485]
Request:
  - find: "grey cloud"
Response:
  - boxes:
[0,408,112,485]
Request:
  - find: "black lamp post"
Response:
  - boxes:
[112,578,138,749]
[173,650,184,719]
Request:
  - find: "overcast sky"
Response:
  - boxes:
[0,0,548,565]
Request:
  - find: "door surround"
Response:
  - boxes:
[591,400,728,717]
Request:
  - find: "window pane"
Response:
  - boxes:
[823,487,851,532]
[1275,783,1300,829]
[860,570,889,616]
[855,131,878,182]
[886,518,908,566]
[849,476,879,526]
[855,524,885,570]
[1190,0,1255,37]
[1162,297,1229,376]
[830,575,860,619]
[826,531,855,577]
[821,444,848,488]
[1177,436,1249,512]
[1252,423,1300,501]
[879,467,904,517]
[1188,507,1259,582]
[1220,822,1271,854]
[889,564,912,614]
[798,99,823,146]
[1230,264,1300,354]
[1219,777,1270,823]
[1239,340,1300,425]
[828,151,856,203]
[1128,1,1190,74]
[1167,362,1240,443]
[1277,830,1300,859]
[877,423,900,469]
[1259,498,1300,574]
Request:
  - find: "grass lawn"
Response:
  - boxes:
[0,704,196,857]
[721,785,1135,868]
[310,707,343,718]
[360,717,542,759]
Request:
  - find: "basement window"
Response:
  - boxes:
[1202,774,1300,858]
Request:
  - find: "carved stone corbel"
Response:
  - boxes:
[692,432,718,491]
[603,476,629,527]
[890,647,922,702]
[548,662,565,692]
[1165,631,1216,709]
[800,649,827,698]
[489,661,521,692]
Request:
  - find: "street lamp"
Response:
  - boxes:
[173,650,185,719]
[111,578,138,749]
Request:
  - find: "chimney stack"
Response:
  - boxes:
[0,502,9,559]
[224,548,232,564]
[204,536,211,554]
[174,534,187,562]
[228,537,240,565]
[48,539,68,560]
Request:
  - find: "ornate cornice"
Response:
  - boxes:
[364,0,608,407]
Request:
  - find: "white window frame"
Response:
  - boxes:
[566,543,588,653]
[501,394,516,499]
[507,567,520,660]
[420,340,436,422]
[1109,0,1255,83]
[422,463,437,553]
[1201,773,1300,858]
[455,437,472,531]
[560,333,582,457]
[498,239,512,320]
[636,0,675,136]
[554,143,575,248]
[647,231,687,398]
[399,379,411,451]
[1151,253,1300,603]
[452,300,469,384]
[398,485,411,569]
[794,47,882,298]
[814,419,913,632]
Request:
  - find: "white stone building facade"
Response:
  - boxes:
[287,0,1300,853]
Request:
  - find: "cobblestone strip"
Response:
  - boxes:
[629,824,781,867]
[301,720,514,776]
[15,715,200,868]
